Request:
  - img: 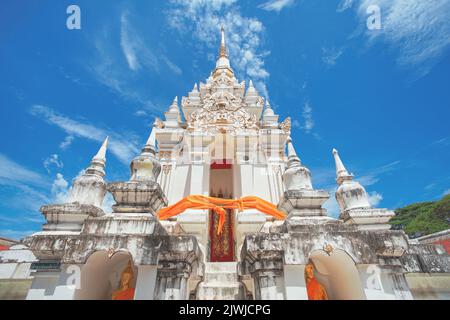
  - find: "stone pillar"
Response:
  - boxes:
[154,261,191,300]
[283,265,308,300]
[249,259,285,300]
[134,265,158,300]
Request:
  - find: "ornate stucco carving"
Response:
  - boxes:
[187,91,258,134]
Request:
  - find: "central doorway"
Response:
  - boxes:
[209,159,235,262]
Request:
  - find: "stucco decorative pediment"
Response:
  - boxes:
[187,90,258,134]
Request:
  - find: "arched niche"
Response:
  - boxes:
[74,250,138,300]
[308,249,366,300]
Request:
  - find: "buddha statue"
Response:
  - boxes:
[304,262,328,300]
[112,260,136,300]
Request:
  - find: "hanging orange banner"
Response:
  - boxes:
[157,195,286,235]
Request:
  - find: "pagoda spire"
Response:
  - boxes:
[215,26,232,71]
[68,137,109,207]
[164,96,181,128]
[332,148,353,185]
[287,137,299,161]
[92,136,109,162]
[144,128,157,154]
[262,99,279,128]
[282,136,313,191]
[219,26,228,58]
[168,96,179,113]
[85,137,109,177]
[130,125,161,182]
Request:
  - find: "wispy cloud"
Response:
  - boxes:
[341,0,450,79]
[337,0,354,12]
[120,12,142,71]
[367,191,383,207]
[90,39,160,113]
[0,155,55,236]
[167,0,270,97]
[161,55,183,75]
[120,10,183,76]
[258,0,295,13]
[301,102,314,133]
[0,154,49,188]
[322,47,344,66]
[51,173,70,204]
[29,105,140,164]
[43,154,64,173]
[60,135,74,150]
[358,160,401,187]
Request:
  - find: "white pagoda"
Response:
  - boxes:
[0,28,449,300]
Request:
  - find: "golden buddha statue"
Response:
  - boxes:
[304,262,328,300]
[112,260,136,300]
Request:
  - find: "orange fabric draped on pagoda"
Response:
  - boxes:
[157,195,286,235]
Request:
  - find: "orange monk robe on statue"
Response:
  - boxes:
[304,263,328,300]
[112,288,135,300]
[306,278,328,300]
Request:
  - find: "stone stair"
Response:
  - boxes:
[196,262,245,300]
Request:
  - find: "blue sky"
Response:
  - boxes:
[1,0,449,239]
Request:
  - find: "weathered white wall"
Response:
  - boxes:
[134,265,158,300]
[405,273,450,300]
[283,265,308,300]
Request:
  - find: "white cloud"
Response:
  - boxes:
[43,154,64,173]
[301,102,314,133]
[368,191,383,207]
[134,110,148,117]
[102,192,115,214]
[349,0,450,78]
[120,13,141,71]
[259,0,295,13]
[89,28,162,113]
[0,183,49,213]
[424,183,436,191]
[0,155,51,227]
[161,55,183,75]
[358,160,400,187]
[167,0,270,98]
[30,105,140,164]
[322,47,344,66]
[443,189,450,197]
[337,0,354,12]
[0,154,49,188]
[51,173,70,204]
[120,10,183,76]
[60,135,74,150]
[292,119,301,129]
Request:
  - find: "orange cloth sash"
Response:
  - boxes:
[158,195,286,235]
